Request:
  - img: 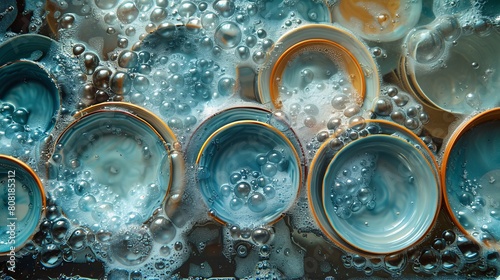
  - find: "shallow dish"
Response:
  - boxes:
[442,108,500,248]
[73,102,185,216]
[196,120,301,228]
[0,155,45,254]
[49,109,172,231]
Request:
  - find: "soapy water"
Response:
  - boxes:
[0,0,499,279]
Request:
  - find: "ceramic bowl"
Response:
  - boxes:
[196,120,301,228]
[0,34,58,65]
[258,24,379,112]
[0,155,45,254]
[0,60,60,134]
[330,0,422,42]
[322,134,439,254]
[308,120,440,255]
[442,108,500,248]
[73,102,185,216]
[49,108,172,231]
[401,23,500,115]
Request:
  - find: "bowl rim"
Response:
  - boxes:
[0,155,46,255]
[257,23,380,112]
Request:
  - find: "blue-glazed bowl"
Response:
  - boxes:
[49,109,172,231]
[322,134,439,254]
[0,34,58,65]
[0,155,45,254]
[308,119,440,256]
[73,102,185,216]
[196,120,301,228]
[442,108,500,248]
[0,60,60,135]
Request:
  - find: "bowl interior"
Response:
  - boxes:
[196,121,301,228]
[0,156,44,252]
[50,110,171,230]
[322,134,439,254]
[444,115,500,241]
[0,61,60,134]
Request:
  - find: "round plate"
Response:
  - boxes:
[0,155,45,253]
[322,134,439,254]
[196,120,301,228]
[49,110,171,231]
[442,108,500,247]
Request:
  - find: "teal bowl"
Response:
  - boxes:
[0,60,60,134]
[442,108,500,247]
[49,109,172,231]
[196,120,301,228]
[0,155,45,254]
[322,134,439,254]
[308,120,441,256]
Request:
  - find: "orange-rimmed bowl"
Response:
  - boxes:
[441,108,500,249]
[308,119,441,256]
[47,103,179,232]
[0,155,46,254]
[258,24,380,111]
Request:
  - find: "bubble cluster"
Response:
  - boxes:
[0,101,46,157]
[219,149,289,215]
[372,86,430,133]
[329,153,378,219]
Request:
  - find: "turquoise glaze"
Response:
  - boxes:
[445,119,500,242]
[196,121,301,228]
[0,61,60,134]
[50,111,171,231]
[322,135,439,254]
[0,34,58,65]
[0,156,44,253]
